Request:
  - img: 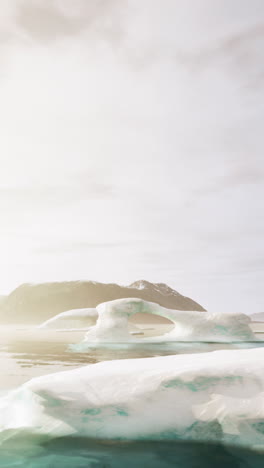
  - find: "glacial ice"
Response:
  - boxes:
[72,298,255,346]
[39,308,98,329]
[38,306,141,334]
[1,348,264,447]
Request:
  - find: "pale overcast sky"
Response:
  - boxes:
[0,0,264,312]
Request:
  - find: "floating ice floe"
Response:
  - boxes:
[0,348,264,447]
[71,298,255,348]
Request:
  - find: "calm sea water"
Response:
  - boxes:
[0,324,263,389]
[0,324,264,467]
[1,437,264,468]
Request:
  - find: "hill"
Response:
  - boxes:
[0,279,205,324]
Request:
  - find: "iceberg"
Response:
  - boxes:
[38,308,98,330]
[0,348,264,447]
[72,298,255,346]
[38,306,141,334]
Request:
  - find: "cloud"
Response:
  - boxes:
[0,0,264,311]
[236,256,264,274]
[0,0,127,61]
[191,162,264,198]
[179,23,264,68]
[1,0,264,82]
[5,0,125,46]
[17,1,104,41]
[35,239,142,254]
[0,180,114,214]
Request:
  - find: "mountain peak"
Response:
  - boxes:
[129,280,153,289]
[129,280,179,296]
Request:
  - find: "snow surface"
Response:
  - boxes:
[72,298,255,347]
[1,348,264,447]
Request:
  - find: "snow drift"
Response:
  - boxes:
[1,348,264,447]
[72,298,255,347]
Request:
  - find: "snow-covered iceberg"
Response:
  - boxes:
[38,308,98,330]
[0,348,264,447]
[72,298,255,347]
[38,306,141,334]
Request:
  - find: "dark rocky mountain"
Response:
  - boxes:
[0,280,205,324]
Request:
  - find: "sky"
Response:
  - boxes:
[0,0,264,312]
